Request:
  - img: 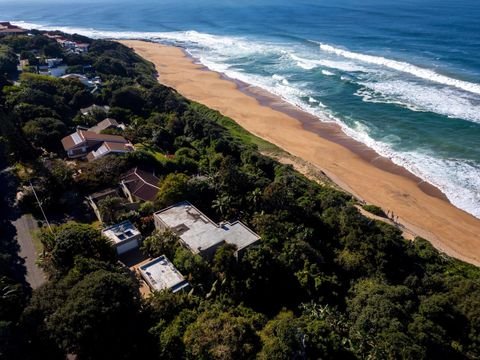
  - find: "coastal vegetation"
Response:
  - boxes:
[362,204,386,217]
[0,32,479,360]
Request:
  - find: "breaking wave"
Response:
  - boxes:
[318,43,480,95]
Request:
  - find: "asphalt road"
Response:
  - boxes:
[13,214,46,289]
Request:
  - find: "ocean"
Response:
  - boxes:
[2,0,480,218]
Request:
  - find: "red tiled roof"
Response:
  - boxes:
[80,130,127,143]
[0,22,26,33]
[121,168,160,202]
[0,28,27,33]
[61,134,76,151]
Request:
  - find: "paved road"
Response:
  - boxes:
[13,214,46,289]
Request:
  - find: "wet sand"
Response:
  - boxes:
[119,40,480,266]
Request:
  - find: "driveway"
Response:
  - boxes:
[13,214,46,289]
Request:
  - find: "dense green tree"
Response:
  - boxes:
[258,311,306,360]
[0,111,35,162]
[97,196,125,225]
[111,86,145,114]
[19,50,39,66]
[155,173,190,208]
[22,117,67,151]
[211,193,232,217]
[75,155,130,192]
[46,270,147,359]
[0,46,18,75]
[347,279,425,359]
[39,222,115,276]
[141,229,180,259]
[156,309,197,359]
[173,247,210,288]
[212,244,237,280]
[183,306,264,360]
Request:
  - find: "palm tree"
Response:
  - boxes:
[247,188,262,209]
[0,276,18,301]
[212,193,232,217]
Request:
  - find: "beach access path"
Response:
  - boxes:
[118,40,480,267]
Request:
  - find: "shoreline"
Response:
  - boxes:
[172,46,448,202]
[119,40,480,266]
[231,77,449,202]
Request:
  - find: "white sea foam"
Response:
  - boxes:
[356,80,480,123]
[319,43,480,96]
[338,122,480,218]
[289,54,369,73]
[272,74,290,85]
[272,74,284,81]
[322,70,335,76]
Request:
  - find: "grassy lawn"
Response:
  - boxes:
[30,228,44,254]
[190,102,283,154]
[134,143,169,162]
[90,220,102,230]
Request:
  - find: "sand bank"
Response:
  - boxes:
[119,40,480,266]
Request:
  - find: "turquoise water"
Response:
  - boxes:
[2,0,480,217]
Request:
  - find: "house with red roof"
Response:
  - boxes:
[61,129,133,161]
[120,168,160,202]
[0,22,27,36]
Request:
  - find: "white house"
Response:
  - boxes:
[139,255,190,293]
[102,220,142,255]
[61,129,133,160]
[154,201,261,259]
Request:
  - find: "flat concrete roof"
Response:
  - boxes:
[154,201,260,254]
[139,255,189,292]
[102,220,140,245]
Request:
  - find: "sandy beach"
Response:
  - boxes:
[119,40,480,266]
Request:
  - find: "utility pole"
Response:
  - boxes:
[29,181,53,235]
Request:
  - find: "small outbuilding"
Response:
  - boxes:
[102,220,142,255]
[139,255,190,293]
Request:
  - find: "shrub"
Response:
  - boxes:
[362,204,386,217]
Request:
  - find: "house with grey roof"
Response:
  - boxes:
[154,201,261,259]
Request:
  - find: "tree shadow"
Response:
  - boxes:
[0,166,31,293]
